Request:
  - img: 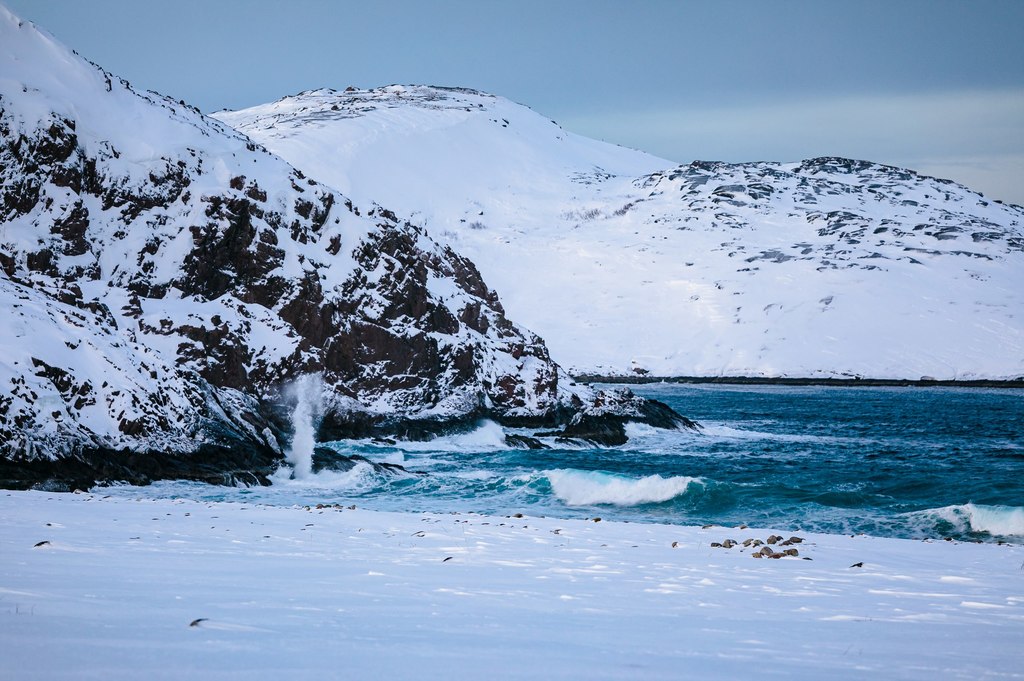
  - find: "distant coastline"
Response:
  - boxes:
[578,374,1024,389]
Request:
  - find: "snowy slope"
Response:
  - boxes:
[216,86,1024,380]
[0,9,689,486]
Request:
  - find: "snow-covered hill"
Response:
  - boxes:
[0,9,689,487]
[216,86,1024,380]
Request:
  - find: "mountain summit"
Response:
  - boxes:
[217,85,1024,381]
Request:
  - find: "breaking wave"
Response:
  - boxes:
[543,469,702,507]
[270,461,384,492]
[907,503,1024,538]
[383,420,511,453]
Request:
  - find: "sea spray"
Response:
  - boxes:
[285,373,324,479]
[545,469,702,507]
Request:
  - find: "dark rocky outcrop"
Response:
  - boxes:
[0,440,280,492]
[311,446,418,476]
[504,434,550,450]
[538,395,697,446]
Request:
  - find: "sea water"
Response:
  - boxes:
[111,384,1024,542]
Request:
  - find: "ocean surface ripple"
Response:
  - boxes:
[109,384,1024,542]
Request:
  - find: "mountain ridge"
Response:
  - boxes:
[215,85,1024,381]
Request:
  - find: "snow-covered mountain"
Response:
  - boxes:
[0,8,689,488]
[215,86,1024,381]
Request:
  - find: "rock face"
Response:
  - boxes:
[215,86,1024,380]
[0,8,693,489]
[0,275,283,490]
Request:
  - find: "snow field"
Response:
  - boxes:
[217,86,1024,380]
[2,490,1022,680]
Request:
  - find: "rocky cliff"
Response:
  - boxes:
[0,8,692,490]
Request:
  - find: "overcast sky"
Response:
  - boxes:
[6,0,1024,204]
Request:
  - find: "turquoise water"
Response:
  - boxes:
[112,384,1024,542]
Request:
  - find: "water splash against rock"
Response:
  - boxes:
[285,374,324,479]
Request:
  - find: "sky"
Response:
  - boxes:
[5,0,1024,204]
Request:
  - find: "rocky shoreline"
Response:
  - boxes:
[0,393,696,492]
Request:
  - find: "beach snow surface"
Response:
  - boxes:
[2,490,1022,680]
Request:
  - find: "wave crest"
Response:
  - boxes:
[544,469,701,507]
[271,461,383,491]
[380,420,511,453]
[911,503,1024,538]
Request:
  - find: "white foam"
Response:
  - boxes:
[544,469,701,507]
[622,421,702,444]
[390,420,510,453]
[698,422,852,444]
[270,461,380,491]
[622,422,663,439]
[960,503,1023,537]
[915,503,1024,537]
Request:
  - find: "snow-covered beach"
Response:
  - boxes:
[3,490,1021,680]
